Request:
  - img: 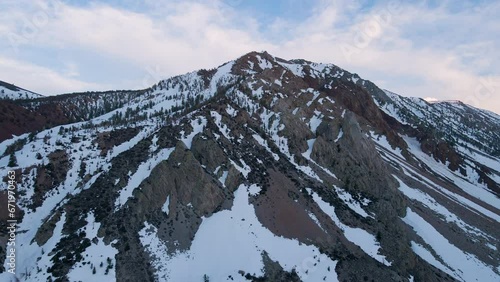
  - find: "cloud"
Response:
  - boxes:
[0,0,273,92]
[27,1,272,74]
[63,61,80,78]
[0,0,498,113]
[270,0,500,113]
[0,56,107,95]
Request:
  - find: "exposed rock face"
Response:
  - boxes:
[0,51,499,282]
[142,141,226,217]
[114,140,229,268]
[313,112,405,214]
[191,134,227,174]
[34,210,62,246]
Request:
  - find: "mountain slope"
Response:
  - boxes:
[0,81,43,100]
[0,51,498,282]
[0,88,145,142]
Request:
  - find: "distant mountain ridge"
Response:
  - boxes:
[0,80,43,100]
[0,51,498,282]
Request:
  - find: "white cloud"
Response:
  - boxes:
[32,1,272,74]
[63,61,79,78]
[0,56,107,95]
[270,0,500,113]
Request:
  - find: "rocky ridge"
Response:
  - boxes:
[0,51,498,282]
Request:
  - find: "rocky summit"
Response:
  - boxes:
[0,51,499,282]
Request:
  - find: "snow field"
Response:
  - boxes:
[139,184,339,282]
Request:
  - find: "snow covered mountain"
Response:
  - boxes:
[0,88,144,142]
[0,81,43,100]
[0,51,498,282]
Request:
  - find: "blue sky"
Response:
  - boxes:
[0,0,499,113]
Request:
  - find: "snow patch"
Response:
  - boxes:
[162,196,170,215]
[253,134,279,161]
[226,105,238,117]
[334,186,371,218]
[334,129,343,142]
[210,111,232,140]
[115,147,175,210]
[248,184,262,196]
[395,176,491,240]
[306,91,321,107]
[181,117,207,149]
[68,214,118,282]
[403,208,499,281]
[140,184,339,282]
[230,159,251,178]
[219,171,228,187]
[308,189,390,266]
[308,111,323,133]
[302,139,316,160]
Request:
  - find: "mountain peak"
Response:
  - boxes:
[0,52,499,282]
[231,50,280,75]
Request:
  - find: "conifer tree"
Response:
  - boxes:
[8,152,17,167]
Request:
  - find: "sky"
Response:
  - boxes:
[0,0,499,113]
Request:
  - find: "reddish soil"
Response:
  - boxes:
[0,100,71,142]
[253,169,327,243]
